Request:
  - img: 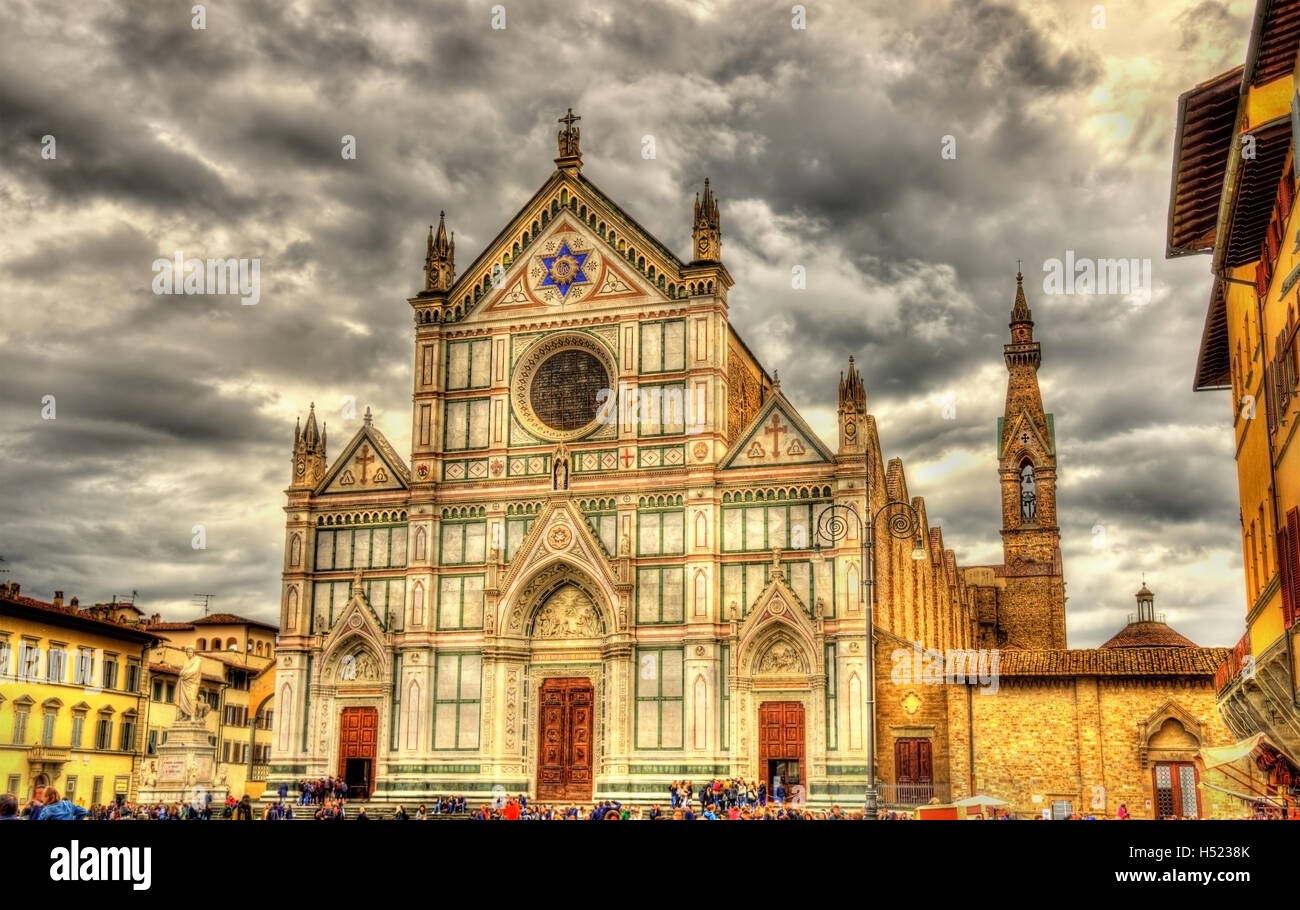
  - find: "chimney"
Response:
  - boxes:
[53,591,64,607]
[70,596,79,607]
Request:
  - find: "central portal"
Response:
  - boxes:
[337,706,378,799]
[758,701,805,796]
[536,678,595,802]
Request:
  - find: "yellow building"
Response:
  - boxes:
[0,582,161,807]
[143,614,277,799]
[1168,0,1300,790]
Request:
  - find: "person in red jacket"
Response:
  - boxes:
[502,798,521,820]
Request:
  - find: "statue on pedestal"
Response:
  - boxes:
[175,646,203,722]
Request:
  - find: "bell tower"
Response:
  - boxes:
[999,269,1059,563]
[992,270,1066,649]
[691,178,722,264]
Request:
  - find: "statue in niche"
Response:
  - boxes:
[552,443,570,491]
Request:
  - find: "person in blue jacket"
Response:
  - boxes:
[36,787,88,821]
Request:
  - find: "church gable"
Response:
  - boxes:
[316,424,410,495]
[496,499,621,600]
[450,172,690,323]
[720,390,834,470]
[999,411,1053,463]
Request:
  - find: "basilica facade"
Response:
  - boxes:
[266,113,1065,808]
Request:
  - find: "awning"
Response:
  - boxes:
[1198,778,1285,808]
[1199,731,1281,768]
[953,794,1010,807]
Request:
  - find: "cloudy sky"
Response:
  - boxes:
[0,0,1252,646]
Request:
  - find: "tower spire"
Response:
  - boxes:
[423,211,455,294]
[837,353,867,454]
[291,402,327,488]
[692,178,722,262]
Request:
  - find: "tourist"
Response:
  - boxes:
[36,787,88,821]
[393,804,409,820]
[0,794,18,820]
[1116,804,1130,820]
[233,795,254,820]
[415,804,427,820]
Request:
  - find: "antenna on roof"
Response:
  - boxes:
[192,594,214,615]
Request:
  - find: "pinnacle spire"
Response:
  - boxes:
[1011,268,1033,325]
[424,211,455,293]
[692,178,722,262]
[839,354,866,412]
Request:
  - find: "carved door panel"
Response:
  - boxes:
[758,701,804,785]
[337,706,378,798]
[536,678,594,802]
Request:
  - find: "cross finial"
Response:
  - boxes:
[559,108,580,131]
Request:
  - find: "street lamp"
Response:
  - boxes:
[810,498,924,819]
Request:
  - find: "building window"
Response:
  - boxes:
[635,648,684,750]
[0,640,10,678]
[437,575,485,630]
[433,653,481,750]
[91,777,103,805]
[64,776,77,803]
[440,521,486,565]
[119,715,136,751]
[12,707,30,745]
[1154,762,1201,819]
[443,398,490,450]
[721,502,829,552]
[72,649,95,687]
[635,382,687,436]
[636,567,684,624]
[1051,799,1073,820]
[446,339,491,390]
[5,775,20,796]
[125,661,140,694]
[504,518,534,561]
[582,508,617,556]
[70,714,85,749]
[637,510,685,556]
[1019,460,1036,521]
[47,647,67,683]
[639,319,686,373]
[41,712,56,746]
[101,659,118,692]
[19,641,40,681]
[94,717,112,751]
[147,728,158,755]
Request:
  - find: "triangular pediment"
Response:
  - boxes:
[316,424,410,495]
[735,569,821,675]
[321,581,388,676]
[1000,411,1051,463]
[720,390,834,469]
[496,497,621,599]
[447,171,693,324]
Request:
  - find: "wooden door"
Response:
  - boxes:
[758,702,804,783]
[536,679,594,802]
[894,738,933,803]
[1153,762,1201,819]
[337,706,378,798]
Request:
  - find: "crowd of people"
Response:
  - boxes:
[294,776,349,805]
[467,796,867,820]
[668,778,801,810]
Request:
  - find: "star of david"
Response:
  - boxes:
[540,242,589,296]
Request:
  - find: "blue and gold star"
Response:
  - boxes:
[540,242,589,297]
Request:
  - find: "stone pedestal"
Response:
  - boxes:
[137,719,229,808]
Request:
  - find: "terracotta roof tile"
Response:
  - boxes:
[996,647,1230,677]
[1100,620,1199,649]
